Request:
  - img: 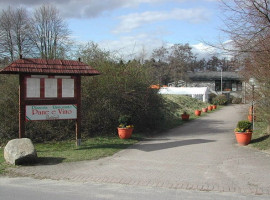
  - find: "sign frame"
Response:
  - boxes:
[19,74,82,145]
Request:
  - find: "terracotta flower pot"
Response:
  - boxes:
[194,110,201,116]
[181,114,190,121]
[208,105,213,111]
[235,131,252,146]
[117,128,133,139]
[202,108,208,112]
[212,105,217,109]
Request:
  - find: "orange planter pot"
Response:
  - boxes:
[202,108,208,112]
[194,110,201,116]
[235,131,252,146]
[181,114,190,121]
[212,105,217,109]
[208,105,213,111]
[117,128,133,139]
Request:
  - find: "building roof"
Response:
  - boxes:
[188,71,242,81]
[0,58,100,76]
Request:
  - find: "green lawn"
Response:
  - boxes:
[251,122,270,150]
[0,147,9,175]
[0,135,141,174]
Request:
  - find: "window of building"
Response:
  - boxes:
[215,80,242,91]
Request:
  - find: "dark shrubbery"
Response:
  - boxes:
[209,93,217,104]
[212,95,228,105]
[0,75,19,143]
[231,97,242,104]
[81,60,165,136]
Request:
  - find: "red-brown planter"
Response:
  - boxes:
[208,105,213,111]
[212,105,217,109]
[235,131,252,146]
[194,110,201,116]
[202,108,208,112]
[181,114,190,121]
[117,128,133,139]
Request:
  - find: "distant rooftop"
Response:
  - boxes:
[0,58,100,76]
[188,71,242,81]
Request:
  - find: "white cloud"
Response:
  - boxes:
[0,0,213,19]
[98,34,165,60]
[113,8,209,33]
[0,0,170,18]
[192,43,217,59]
[191,41,234,60]
[98,36,226,61]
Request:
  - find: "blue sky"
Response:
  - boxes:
[1,0,228,60]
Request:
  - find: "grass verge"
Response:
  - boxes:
[250,121,270,150]
[0,134,142,175]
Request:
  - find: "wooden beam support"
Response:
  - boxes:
[19,74,25,138]
[75,76,81,146]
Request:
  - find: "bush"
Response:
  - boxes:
[209,93,217,104]
[80,60,165,136]
[232,97,242,104]
[235,120,252,132]
[0,75,19,142]
[212,95,228,105]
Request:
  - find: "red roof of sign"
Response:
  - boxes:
[0,58,100,76]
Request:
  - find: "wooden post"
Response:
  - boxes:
[19,74,25,138]
[76,76,81,146]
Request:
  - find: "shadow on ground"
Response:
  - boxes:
[165,119,233,138]
[133,139,215,152]
[16,157,66,166]
[251,135,270,144]
[35,157,66,165]
[75,144,133,151]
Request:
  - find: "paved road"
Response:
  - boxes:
[3,104,270,198]
[1,177,269,200]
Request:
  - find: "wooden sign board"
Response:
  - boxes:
[0,57,100,146]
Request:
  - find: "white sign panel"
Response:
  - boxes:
[26,78,40,98]
[45,78,57,98]
[26,105,77,121]
[62,79,74,97]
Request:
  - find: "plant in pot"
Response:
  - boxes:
[202,107,208,112]
[117,115,134,139]
[194,109,201,116]
[234,120,252,146]
[181,111,190,121]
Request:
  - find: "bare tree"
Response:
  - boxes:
[220,0,270,53]
[30,4,71,59]
[220,0,270,124]
[12,8,32,58]
[0,7,14,61]
[0,7,34,61]
[168,43,194,83]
